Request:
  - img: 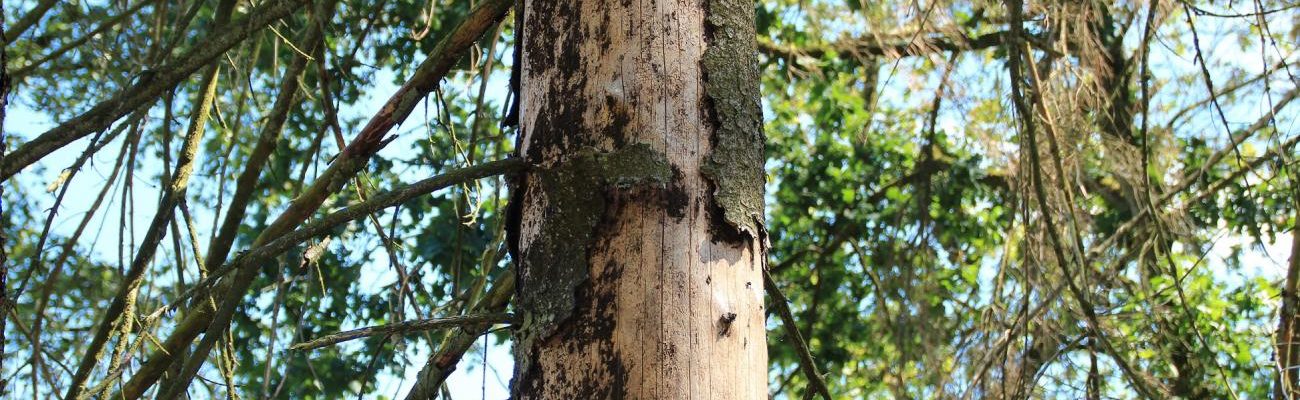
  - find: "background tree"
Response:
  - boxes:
[2,0,1298,398]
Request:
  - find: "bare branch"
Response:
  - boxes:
[0,0,310,182]
[764,269,834,400]
[1087,88,1300,263]
[10,0,153,80]
[758,30,1008,62]
[291,313,515,351]
[115,155,525,399]
[404,273,516,400]
[3,0,58,43]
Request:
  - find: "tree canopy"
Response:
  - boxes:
[2,0,1298,398]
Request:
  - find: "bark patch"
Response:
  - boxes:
[512,144,671,396]
[666,166,689,220]
[700,0,766,243]
[521,0,594,162]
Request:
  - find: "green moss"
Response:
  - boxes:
[701,0,766,240]
[594,143,673,188]
[515,143,671,350]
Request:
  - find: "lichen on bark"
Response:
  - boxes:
[701,0,767,241]
[512,143,672,392]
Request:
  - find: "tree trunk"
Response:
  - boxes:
[1276,191,1300,399]
[508,0,769,398]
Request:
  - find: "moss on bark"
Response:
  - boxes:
[512,144,672,393]
[701,0,767,242]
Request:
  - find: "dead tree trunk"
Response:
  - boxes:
[507,0,769,398]
[1276,192,1300,399]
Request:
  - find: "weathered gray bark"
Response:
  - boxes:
[508,0,769,397]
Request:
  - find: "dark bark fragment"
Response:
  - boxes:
[700,0,766,243]
[511,144,671,397]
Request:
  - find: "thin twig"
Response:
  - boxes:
[1086,89,1299,262]
[0,0,311,181]
[1006,0,1162,397]
[11,0,153,79]
[116,157,524,399]
[291,313,515,351]
[138,1,518,396]
[404,273,515,400]
[3,0,58,43]
[764,269,833,400]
